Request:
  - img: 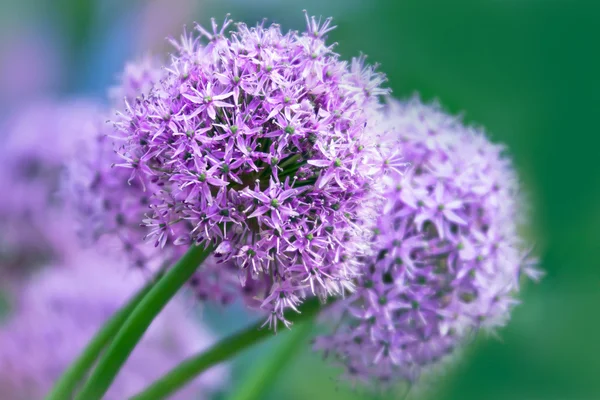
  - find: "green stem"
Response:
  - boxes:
[74,244,214,400]
[230,318,314,400]
[130,297,324,400]
[278,154,301,169]
[45,274,161,400]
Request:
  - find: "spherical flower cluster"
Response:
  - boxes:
[109,13,391,326]
[0,253,227,400]
[0,101,100,281]
[315,98,540,384]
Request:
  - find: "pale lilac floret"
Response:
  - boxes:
[0,253,228,400]
[105,13,389,327]
[315,97,540,385]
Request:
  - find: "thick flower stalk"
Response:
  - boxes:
[315,98,540,384]
[0,253,227,400]
[107,13,391,327]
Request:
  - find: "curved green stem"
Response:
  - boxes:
[45,274,160,400]
[74,244,214,400]
[230,318,314,400]
[130,297,324,400]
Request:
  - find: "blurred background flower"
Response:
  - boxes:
[0,0,598,399]
[0,253,227,399]
[0,100,100,284]
[315,96,540,387]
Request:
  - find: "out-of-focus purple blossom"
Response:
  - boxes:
[0,101,101,282]
[0,96,228,398]
[0,252,228,400]
[315,97,540,385]
[65,57,186,274]
[108,56,165,104]
[188,255,271,309]
[94,13,390,327]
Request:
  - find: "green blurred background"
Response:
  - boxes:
[1,0,598,399]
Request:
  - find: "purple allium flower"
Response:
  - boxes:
[0,252,228,400]
[0,101,101,281]
[315,97,540,385]
[102,13,388,327]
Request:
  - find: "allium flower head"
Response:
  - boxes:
[107,13,389,326]
[0,253,227,400]
[0,101,100,280]
[315,98,540,385]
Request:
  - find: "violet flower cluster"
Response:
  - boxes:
[102,14,392,327]
[0,253,227,400]
[315,98,540,384]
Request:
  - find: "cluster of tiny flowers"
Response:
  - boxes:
[315,98,540,384]
[0,254,227,400]
[110,13,392,327]
[0,101,100,281]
